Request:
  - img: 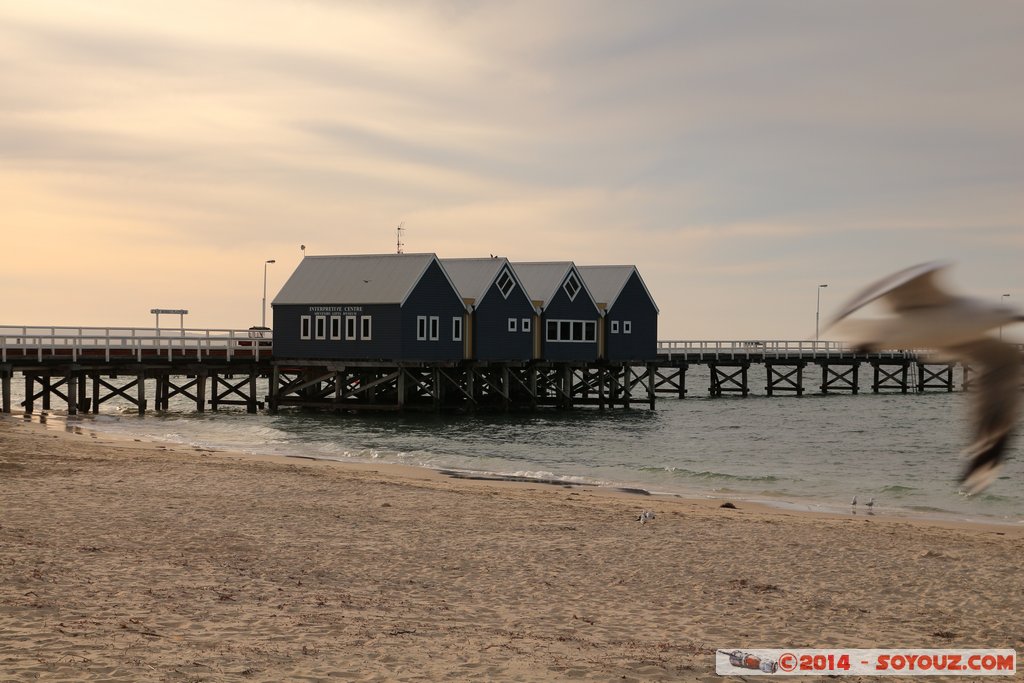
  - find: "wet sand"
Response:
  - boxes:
[1,416,1021,681]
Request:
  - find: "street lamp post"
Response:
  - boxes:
[815,284,828,343]
[1000,293,1010,340]
[262,259,276,328]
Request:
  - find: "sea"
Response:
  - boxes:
[9,363,1023,526]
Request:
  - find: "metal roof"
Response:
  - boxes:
[441,257,509,303]
[577,265,660,313]
[272,253,448,306]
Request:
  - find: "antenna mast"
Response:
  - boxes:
[396,222,405,254]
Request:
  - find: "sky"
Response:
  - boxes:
[2,0,1022,340]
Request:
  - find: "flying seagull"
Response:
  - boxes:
[826,262,1023,495]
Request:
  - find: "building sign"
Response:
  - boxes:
[308,305,363,313]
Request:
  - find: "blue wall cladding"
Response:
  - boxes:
[605,271,658,361]
[474,277,535,361]
[400,260,467,361]
[272,304,400,360]
[541,272,600,361]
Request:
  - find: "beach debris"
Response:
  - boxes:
[637,509,655,525]
[826,262,1023,494]
[719,502,737,509]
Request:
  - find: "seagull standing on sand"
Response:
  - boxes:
[637,510,655,525]
[866,497,875,510]
[851,495,858,507]
[827,262,1024,495]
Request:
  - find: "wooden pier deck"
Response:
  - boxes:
[2,327,1017,415]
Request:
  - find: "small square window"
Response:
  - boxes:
[361,316,372,340]
[417,316,427,341]
[314,316,326,340]
[611,320,620,334]
[508,317,517,332]
[452,316,463,341]
[345,315,357,340]
[330,315,341,340]
[429,316,439,341]
[300,315,311,340]
[522,318,531,332]
[623,321,632,335]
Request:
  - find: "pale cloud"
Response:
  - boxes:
[1,0,1022,337]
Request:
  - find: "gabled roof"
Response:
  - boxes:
[577,265,660,314]
[272,253,461,307]
[441,257,519,304]
[511,261,600,313]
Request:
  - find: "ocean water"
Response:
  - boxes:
[9,364,1023,525]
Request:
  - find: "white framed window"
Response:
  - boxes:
[300,315,311,340]
[623,320,632,334]
[361,316,372,340]
[417,316,427,341]
[330,316,342,340]
[508,317,517,332]
[545,319,596,342]
[562,273,582,301]
[452,317,463,341]
[611,320,620,334]
[522,318,531,332]
[429,316,439,341]
[496,268,516,298]
[345,315,357,340]
[314,315,326,340]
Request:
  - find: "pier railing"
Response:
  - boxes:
[656,340,919,360]
[0,325,272,363]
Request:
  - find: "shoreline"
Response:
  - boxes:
[8,410,1023,535]
[17,408,1024,531]
[2,414,1023,680]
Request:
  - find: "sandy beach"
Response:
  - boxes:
[1,416,1022,681]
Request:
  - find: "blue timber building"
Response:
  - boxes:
[271,254,467,362]
[512,262,602,362]
[441,258,536,362]
[577,265,659,361]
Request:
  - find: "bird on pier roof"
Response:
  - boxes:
[826,262,1024,495]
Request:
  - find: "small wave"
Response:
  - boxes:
[879,485,917,494]
[641,466,780,483]
[905,505,954,514]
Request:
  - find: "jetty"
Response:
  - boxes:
[2,325,1014,416]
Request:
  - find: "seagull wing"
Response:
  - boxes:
[957,338,1021,495]
[827,262,954,327]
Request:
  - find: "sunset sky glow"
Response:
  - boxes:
[2,1,1022,339]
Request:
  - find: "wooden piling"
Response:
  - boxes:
[247,370,258,414]
[136,370,146,415]
[41,376,51,410]
[1,365,10,413]
[197,370,207,412]
[67,372,78,416]
[24,375,34,414]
